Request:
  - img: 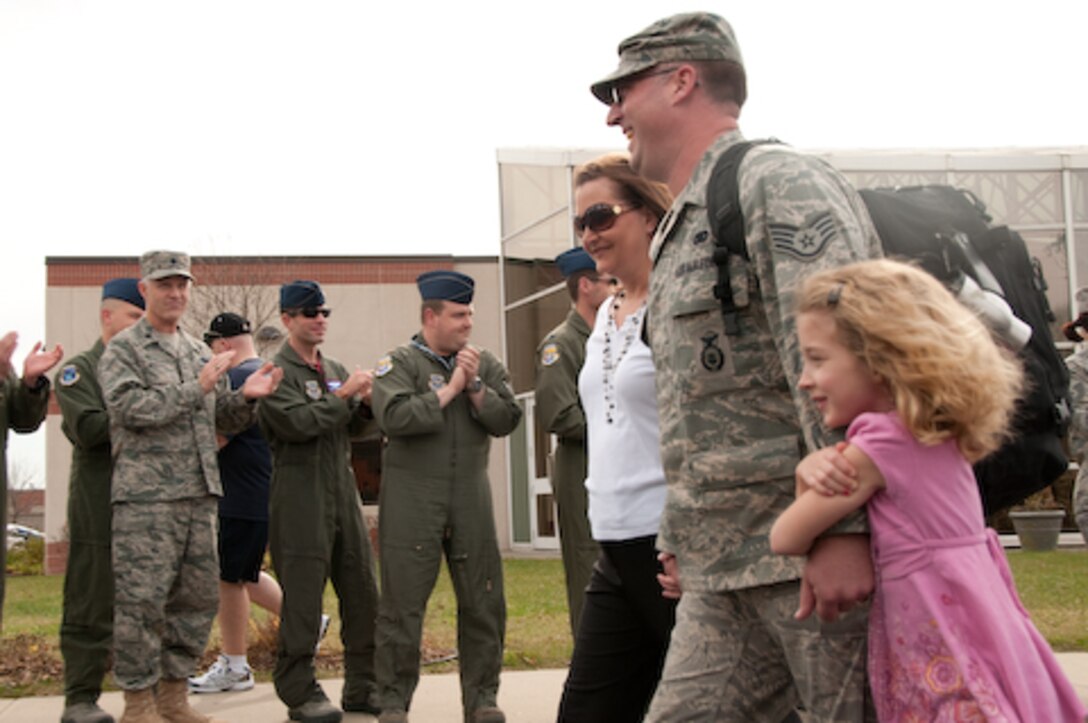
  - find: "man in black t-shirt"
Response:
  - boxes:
[190,313,290,693]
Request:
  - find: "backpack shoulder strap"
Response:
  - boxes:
[706,138,782,334]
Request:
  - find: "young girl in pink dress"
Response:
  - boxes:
[770,258,1086,722]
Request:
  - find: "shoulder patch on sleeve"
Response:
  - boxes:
[375,355,394,378]
[59,364,80,386]
[540,343,560,367]
[768,211,838,261]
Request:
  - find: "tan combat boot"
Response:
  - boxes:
[119,688,164,723]
[155,679,226,723]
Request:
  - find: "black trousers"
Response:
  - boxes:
[557,535,677,723]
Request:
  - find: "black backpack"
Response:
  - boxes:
[706,140,1071,514]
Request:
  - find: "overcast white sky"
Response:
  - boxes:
[1,0,1086,480]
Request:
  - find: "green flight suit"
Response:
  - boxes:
[258,342,380,711]
[0,371,50,631]
[535,309,597,637]
[54,340,114,707]
[371,335,522,721]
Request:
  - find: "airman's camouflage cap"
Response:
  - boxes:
[590,12,744,105]
[140,250,193,281]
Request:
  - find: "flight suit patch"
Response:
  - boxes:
[428,373,445,391]
[305,380,322,400]
[540,343,560,367]
[60,364,80,386]
[375,356,393,377]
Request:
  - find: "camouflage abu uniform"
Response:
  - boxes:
[1066,340,1088,544]
[0,372,50,630]
[55,339,116,709]
[643,130,882,720]
[258,341,381,712]
[372,334,522,721]
[535,309,598,636]
[99,316,256,690]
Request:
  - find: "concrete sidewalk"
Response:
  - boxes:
[2,656,1087,722]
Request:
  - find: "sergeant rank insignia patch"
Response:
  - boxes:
[768,211,838,261]
[540,343,560,367]
[60,364,80,386]
[305,380,322,400]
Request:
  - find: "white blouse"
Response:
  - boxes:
[578,296,667,541]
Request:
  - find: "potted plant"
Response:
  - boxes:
[1008,486,1066,551]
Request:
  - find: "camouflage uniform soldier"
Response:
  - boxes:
[372,271,522,723]
[99,251,281,723]
[0,331,62,631]
[1063,287,1088,544]
[534,247,610,637]
[258,280,382,723]
[590,14,882,721]
[56,278,145,723]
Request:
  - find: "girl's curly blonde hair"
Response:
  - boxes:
[797,258,1023,462]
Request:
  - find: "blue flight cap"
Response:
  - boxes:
[280,280,325,310]
[417,271,475,304]
[555,248,596,278]
[101,278,145,310]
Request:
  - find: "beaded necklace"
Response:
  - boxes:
[602,290,646,424]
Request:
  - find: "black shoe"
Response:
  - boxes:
[288,697,343,723]
[342,696,381,715]
[60,702,115,723]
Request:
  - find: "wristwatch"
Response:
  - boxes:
[468,376,484,393]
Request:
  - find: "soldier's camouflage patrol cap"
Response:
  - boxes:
[590,12,744,105]
[140,250,193,281]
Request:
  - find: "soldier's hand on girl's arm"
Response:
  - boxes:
[240,362,283,399]
[795,534,873,622]
[796,441,856,496]
[22,341,63,385]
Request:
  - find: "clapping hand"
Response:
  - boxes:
[22,340,64,386]
[241,362,283,399]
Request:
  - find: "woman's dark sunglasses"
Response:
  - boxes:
[573,203,639,236]
[292,307,332,318]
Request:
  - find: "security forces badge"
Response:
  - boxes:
[540,343,560,367]
[60,364,80,386]
[304,380,322,400]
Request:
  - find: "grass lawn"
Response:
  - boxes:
[2,550,1085,696]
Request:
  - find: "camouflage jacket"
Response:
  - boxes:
[535,309,591,443]
[647,130,882,593]
[1067,343,1088,460]
[372,334,522,485]
[99,317,256,503]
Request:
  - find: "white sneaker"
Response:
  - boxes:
[315,614,331,654]
[188,654,255,693]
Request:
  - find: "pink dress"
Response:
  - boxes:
[848,412,1086,722]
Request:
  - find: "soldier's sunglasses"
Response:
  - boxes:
[573,203,640,236]
[291,307,332,318]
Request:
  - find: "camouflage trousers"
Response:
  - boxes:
[1075,465,1088,546]
[645,580,873,722]
[111,497,219,691]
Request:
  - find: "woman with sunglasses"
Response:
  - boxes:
[556,154,676,723]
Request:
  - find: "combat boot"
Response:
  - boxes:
[470,707,505,723]
[119,688,163,723]
[155,679,226,723]
[377,711,407,723]
[61,701,116,723]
